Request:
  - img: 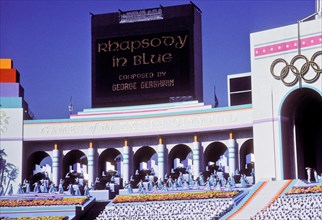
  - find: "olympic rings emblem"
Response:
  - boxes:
[270,51,322,86]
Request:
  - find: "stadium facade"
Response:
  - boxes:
[0,3,321,192]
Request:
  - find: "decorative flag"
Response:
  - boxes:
[214,86,219,108]
[68,96,73,115]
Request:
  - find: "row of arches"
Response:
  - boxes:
[26,140,254,182]
[23,88,322,184]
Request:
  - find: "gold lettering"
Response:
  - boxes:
[150,38,162,47]
[119,72,154,80]
[150,54,161,64]
[157,71,167,77]
[119,74,129,80]
[140,79,175,89]
[162,53,172,62]
[133,53,173,66]
[112,56,127,67]
[108,40,119,51]
[133,54,142,65]
[130,40,141,52]
[112,82,137,91]
[119,41,130,51]
[162,36,175,46]
[98,33,188,53]
[176,35,188,49]
[98,43,108,52]
[141,39,150,48]
[142,53,150,65]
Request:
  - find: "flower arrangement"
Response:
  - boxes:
[0,197,89,207]
[286,185,322,195]
[113,190,239,203]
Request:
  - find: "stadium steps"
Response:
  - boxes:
[292,179,307,187]
[223,179,293,220]
[220,181,266,220]
[280,179,298,196]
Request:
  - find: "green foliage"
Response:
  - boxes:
[0,149,19,195]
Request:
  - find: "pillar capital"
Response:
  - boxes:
[158,136,163,145]
[193,134,198,142]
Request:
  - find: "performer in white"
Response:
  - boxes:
[306,167,312,183]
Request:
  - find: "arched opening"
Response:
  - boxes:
[27,151,52,183]
[239,139,254,176]
[62,150,88,181]
[204,142,228,174]
[281,88,322,180]
[168,144,192,175]
[133,146,157,176]
[98,148,122,178]
[130,146,157,186]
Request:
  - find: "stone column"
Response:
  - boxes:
[193,134,200,178]
[157,136,165,180]
[122,139,129,183]
[228,132,236,175]
[88,141,95,187]
[52,143,59,186]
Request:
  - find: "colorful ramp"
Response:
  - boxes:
[225,180,292,220]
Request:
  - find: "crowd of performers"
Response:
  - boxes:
[1,173,91,197]
[4,166,321,197]
[1,171,118,196]
[1,165,254,197]
[306,167,322,184]
[124,166,252,195]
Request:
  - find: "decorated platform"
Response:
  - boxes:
[0,194,95,220]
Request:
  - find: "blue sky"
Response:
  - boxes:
[0,0,316,119]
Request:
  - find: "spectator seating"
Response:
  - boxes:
[252,191,322,219]
[96,199,234,220]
